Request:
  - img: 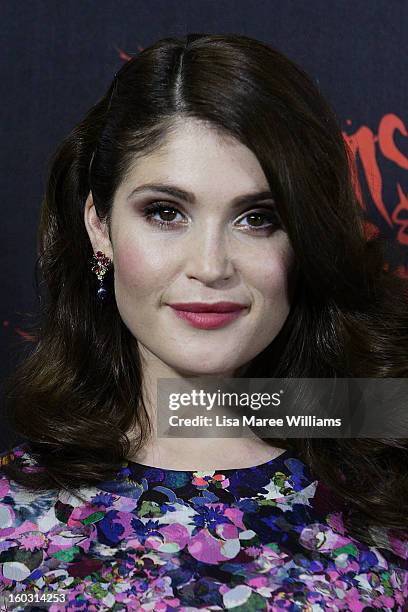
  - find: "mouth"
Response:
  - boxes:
[167,304,248,330]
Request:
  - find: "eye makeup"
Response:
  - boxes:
[141,201,281,234]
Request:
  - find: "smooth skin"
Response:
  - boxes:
[84,117,297,470]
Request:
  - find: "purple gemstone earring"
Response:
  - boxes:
[91,251,113,301]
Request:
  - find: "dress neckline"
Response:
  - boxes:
[124,448,292,476]
[97,447,315,501]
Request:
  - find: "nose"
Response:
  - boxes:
[185,224,235,284]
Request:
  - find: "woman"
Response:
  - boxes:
[1,33,407,610]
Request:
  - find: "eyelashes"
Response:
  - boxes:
[141,202,281,234]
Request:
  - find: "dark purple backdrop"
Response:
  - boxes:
[1,0,407,449]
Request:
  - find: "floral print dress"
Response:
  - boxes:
[0,444,407,611]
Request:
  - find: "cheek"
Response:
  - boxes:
[255,244,296,305]
[113,239,167,299]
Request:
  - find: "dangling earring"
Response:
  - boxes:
[91,250,113,301]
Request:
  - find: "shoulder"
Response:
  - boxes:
[0,442,43,484]
[0,444,59,534]
[310,480,408,573]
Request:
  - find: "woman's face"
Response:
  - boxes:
[85,118,297,377]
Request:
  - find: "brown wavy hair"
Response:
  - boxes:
[3,33,408,547]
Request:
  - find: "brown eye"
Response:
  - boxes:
[237,209,279,232]
[157,207,177,221]
[247,213,266,227]
[142,202,186,230]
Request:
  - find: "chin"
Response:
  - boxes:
[173,362,237,378]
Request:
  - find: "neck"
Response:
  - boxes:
[126,343,286,471]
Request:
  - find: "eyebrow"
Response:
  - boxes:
[126,183,276,207]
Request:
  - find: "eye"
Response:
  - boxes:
[237,210,279,232]
[142,203,187,230]
[142,202,281,233]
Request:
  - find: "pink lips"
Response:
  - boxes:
[168,302,248,330]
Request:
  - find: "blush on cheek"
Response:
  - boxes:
[115,239,140,265]
[265,243,297,300]
[115,243,151,282]
[113,249,147,304]
[114,242,170,302]
[261,257,290,293]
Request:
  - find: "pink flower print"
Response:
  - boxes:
[112,511,137,540]
[224,506,246,530]
[341,587,371,611]
[248,576,268,588]
[188,526,240,564]
[19,531,47,551]
[215,521,238,540]
[375,595,396,609]
[156,523,190,553]
[299,522,353,553]
[1,519,37,539]
[67,503,104,528]
[47,531,89,556]
[246,545,262,557]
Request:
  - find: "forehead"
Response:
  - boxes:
[117,118,270,199]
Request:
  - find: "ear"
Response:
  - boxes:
[83,191,113,259]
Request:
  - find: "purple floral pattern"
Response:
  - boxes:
[0,444,407,610]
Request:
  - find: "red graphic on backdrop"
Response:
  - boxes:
[343,114,408,251]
